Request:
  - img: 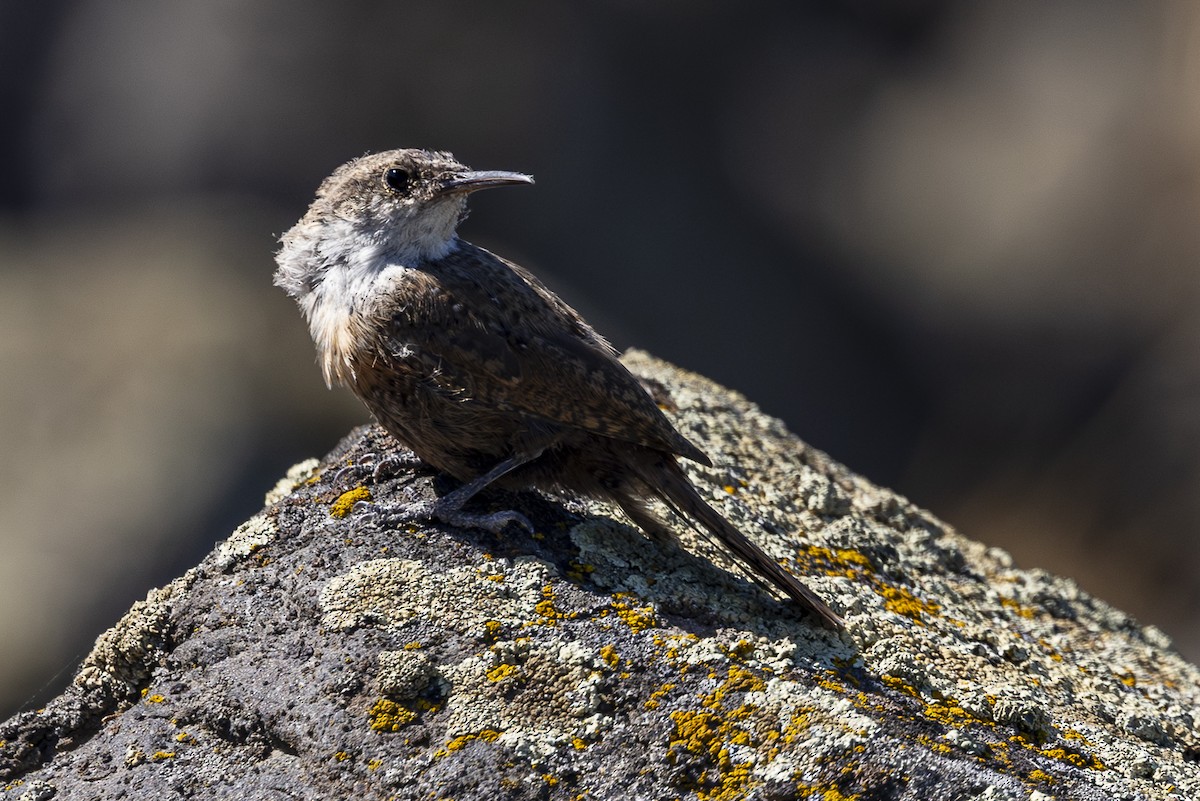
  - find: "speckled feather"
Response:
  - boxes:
[356,242,709,476]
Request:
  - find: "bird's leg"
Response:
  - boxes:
[425,451,542,533]
[356,449,544,535]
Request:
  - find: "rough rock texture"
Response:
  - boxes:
[2,350,1197,801]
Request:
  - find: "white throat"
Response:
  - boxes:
[276,211,461,388]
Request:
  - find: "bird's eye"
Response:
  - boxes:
[384,167,412,194]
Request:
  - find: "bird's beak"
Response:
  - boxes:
[436,170,534,197]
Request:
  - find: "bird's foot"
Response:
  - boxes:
[355,497,533,536]
[335,451,423,487]
[431,503,534,536]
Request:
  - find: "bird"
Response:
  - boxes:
[274,148,844,630]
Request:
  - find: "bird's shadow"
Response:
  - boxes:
[462,479,851,655]
[329,425,853,664]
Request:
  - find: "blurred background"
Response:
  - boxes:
[3,0,1200,717]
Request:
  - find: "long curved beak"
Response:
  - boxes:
[436,170,534,197]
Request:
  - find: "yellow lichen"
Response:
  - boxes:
[330,486,371,518]
[1035,638,1064,662]
[599,644,620,668]
[878,584,939,623]
[414,698,442,713]
[611,593,659,633]
[922,698,974,727]
[668,708,757,800]
[145,694,166,704]
[1000,596,1037,619]
[794,783,861,800]
[366,758,383,771]
[1039,745,1104,771]
[333,751,349,761]
[645,682,677,710]
[533,585,577,625]
[668,710,733,769]
[482,620,504,642]
[566,560,595,582]
[653,632,699,663]
[486,663,520,683]
[796,545,874,580]
[763,707,814,761]
[880,675,919,697]
[368,698,418,732]
[664,663,780,800]
[816,672,848,695]
[725,665,765,692]
[797,546,941,622]
[916,734,952,755]
[440,729,503,757]
[150,751,175,761]
[702,666,766,711]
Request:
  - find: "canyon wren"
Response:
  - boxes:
[274,148,843,629]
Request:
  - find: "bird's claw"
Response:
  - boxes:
[371,453,421,482]
[334,463,371,487]
[334,451,422,488]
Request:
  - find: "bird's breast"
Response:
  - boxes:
[302,262,417,388]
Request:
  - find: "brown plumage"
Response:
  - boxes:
[275,148,844,630]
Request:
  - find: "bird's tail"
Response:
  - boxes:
[616,455,845,630]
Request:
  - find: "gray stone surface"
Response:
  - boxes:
[2,351,1197,800]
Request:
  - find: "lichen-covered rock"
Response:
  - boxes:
[1,351,1197,800]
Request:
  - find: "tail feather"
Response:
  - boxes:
[621,457,845,630]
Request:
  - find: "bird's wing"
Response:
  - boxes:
[380,249,710,465]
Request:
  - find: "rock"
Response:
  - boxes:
[1,350,1196,800]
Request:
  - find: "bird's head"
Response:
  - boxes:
[275,149,533,300]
